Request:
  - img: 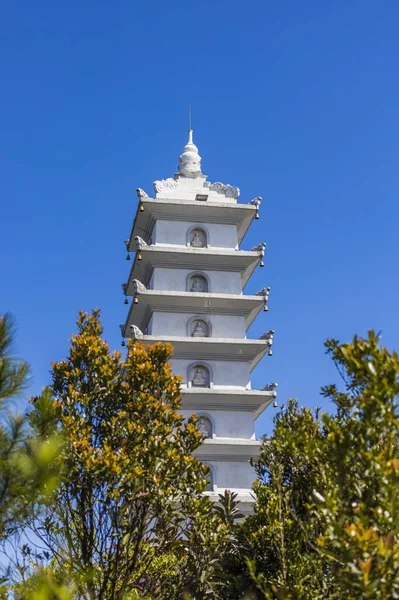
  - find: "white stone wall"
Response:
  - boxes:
[152,268,243,295]
[171,358,250,389]
[207,461,254,490]
[181,409,255,439]
[153,220,238,249]
[150,312,246,338]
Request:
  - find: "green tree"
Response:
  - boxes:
[0,314,62,596]
[0,313,31,539]
[317,332,399,598]
[231,331,399,599]
[29,309,230,599]
[225,400,331,599]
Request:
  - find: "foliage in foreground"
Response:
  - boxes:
[2,310,399,600]
[23,309,231,600]
[226,331,399,599]
[0,314,62,595]
[0,313,34,540]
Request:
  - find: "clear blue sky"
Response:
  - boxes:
[1,1,398,436]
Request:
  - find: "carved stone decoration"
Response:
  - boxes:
[260,329,275,343]
[132,279,146,295]
[205,181,240,199]
[189,275,208,293]
[179,154,201,174]
[190,229,206,248]
[192,366,209,388]
[134,236,147,251]
[192,320,207,338]
[249,196,262,209]
[206,181,223,194]
[251,242,267,252]
[136,188,149,199]
[130,325,144,340]
[261,382,278,392]
[225,185,240,199]
[121,283,127,295]
[119,324,125,336]
[197,416,212,438]
[256,286,271,300]
[153,178,180,194]
[124,239,130,250]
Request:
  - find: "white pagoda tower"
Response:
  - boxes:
[121,130,277,514]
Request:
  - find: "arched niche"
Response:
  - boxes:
[188,362,212,388]
[187,272,210,293]
[196,414,213,438]
[187,225,210,248]
[187,316,211,338]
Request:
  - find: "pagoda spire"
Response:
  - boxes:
[178,129,202,175]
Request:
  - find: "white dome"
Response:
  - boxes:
[178,130,202,175]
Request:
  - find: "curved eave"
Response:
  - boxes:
[125,246,262,293]
[123,289,265,332]
[126,335,270,372]
[127,197,257,249]
[180,388,275,418]
[194,438,261,460]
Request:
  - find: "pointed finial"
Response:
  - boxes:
[189,104,192,130]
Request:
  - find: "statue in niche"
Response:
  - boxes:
[197,416,212,438]
[192,320,207,337]
[190,276,207,292]
[192,366,208,387]
[190,229,206,248]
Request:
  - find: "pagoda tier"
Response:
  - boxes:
[127,196,258,248]
[124,245,263,293]
[180,388,276,418]
[123,288,268,332]
[195,438,260,460]
[120,333,272,372]
[121,129,275,513]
